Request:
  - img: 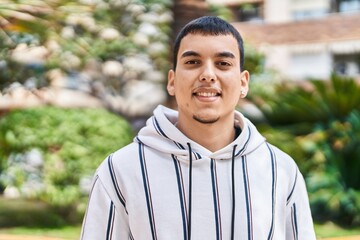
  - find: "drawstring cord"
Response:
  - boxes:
[230,145,237,240]
[187,143,193,240]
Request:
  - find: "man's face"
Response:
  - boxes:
[167,33,249,125]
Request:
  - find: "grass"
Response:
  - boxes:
[0,197,82,239]
[0,197,73,228]
[315,222,360,238]
[0,226,81,239]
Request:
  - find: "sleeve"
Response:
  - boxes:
[285,169,316,240]
[80,175,131,240]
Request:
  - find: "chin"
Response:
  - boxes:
[193,115,220,124]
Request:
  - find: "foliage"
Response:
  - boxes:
[255,124,318,174]
[243,44,265,75]
[208,3,233,21]
[0,0,172,116]
[0,0,77,87]
[0,107,134,216]
[250,74,360,126]
[307,111,360,226]
[247,74,360,226]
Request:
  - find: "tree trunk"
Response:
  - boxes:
[172,0,209,40]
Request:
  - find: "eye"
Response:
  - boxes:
[185,60,200,65]
[216,61,232,67]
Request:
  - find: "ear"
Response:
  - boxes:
[240,70,250,97]
[167,69,176,96]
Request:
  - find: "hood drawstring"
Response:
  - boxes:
[230,144,237,240]
[187,143,193,240]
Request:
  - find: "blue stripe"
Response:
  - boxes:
[153,117,169,138]
[151,117,207,161]
[129,232,134,240]
[106,201,115,240]
[138,143,157,240]
[107,155,127,210]
[287,170,298,204]
[242,156,253,240]
[266,143,277,240]
[292,203,298,240]
[172,155,188,240]
[177,142,186,150]
[210,159,221,240]
[235,126,252,157]
[152,117,195,152]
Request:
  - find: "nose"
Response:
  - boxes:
[199,62,216,82]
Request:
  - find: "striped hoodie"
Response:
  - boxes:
[80,105,316,240]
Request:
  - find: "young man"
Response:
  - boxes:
[81,16,316,239]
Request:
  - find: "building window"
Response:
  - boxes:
[331,0,360,13]
[292,9,328,20]
[232,3,264,22]
[289,52,332,80]
[333,54,360,76]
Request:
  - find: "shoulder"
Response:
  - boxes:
[263,143,310,207]
[91,142,140,204]
[265,142,300,190]
[266,142,298,171]
[96,142,139,176]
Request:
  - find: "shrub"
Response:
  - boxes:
[0,107,134,220]
[249,74,360,127]
[308,111,360,226]
[247,74,360,226]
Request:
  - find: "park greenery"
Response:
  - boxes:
[0,107,134,222]
[0,0,360,237]
[248,74,360,226]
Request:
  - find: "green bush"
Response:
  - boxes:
[249,74,360,127]
[0,107,134,219]
[308,111,360,226]
[248,74,360,226]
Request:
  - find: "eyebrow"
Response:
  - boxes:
[215,51,236,59]
[180,50,236,59]
[180,50,200,58]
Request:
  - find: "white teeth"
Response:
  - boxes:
[197,92,217,97]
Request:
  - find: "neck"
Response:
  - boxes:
[176,116,236,152]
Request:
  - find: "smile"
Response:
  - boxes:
[193,87,222,97]
[195,92,219,97]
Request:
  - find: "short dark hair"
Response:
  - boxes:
[172,16,245,71]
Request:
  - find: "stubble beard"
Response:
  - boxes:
[193,115,220,124]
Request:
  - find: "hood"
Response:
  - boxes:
[135,105,266,162]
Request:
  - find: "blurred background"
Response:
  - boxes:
[0,0,360,239]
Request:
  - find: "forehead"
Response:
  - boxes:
[178,33,240,59]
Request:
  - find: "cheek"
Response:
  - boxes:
[224,81,242,100]
[174,75,192,92]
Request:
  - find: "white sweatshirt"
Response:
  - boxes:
[80,105,316,240]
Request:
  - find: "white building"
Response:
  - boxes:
[208,0,360,80]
